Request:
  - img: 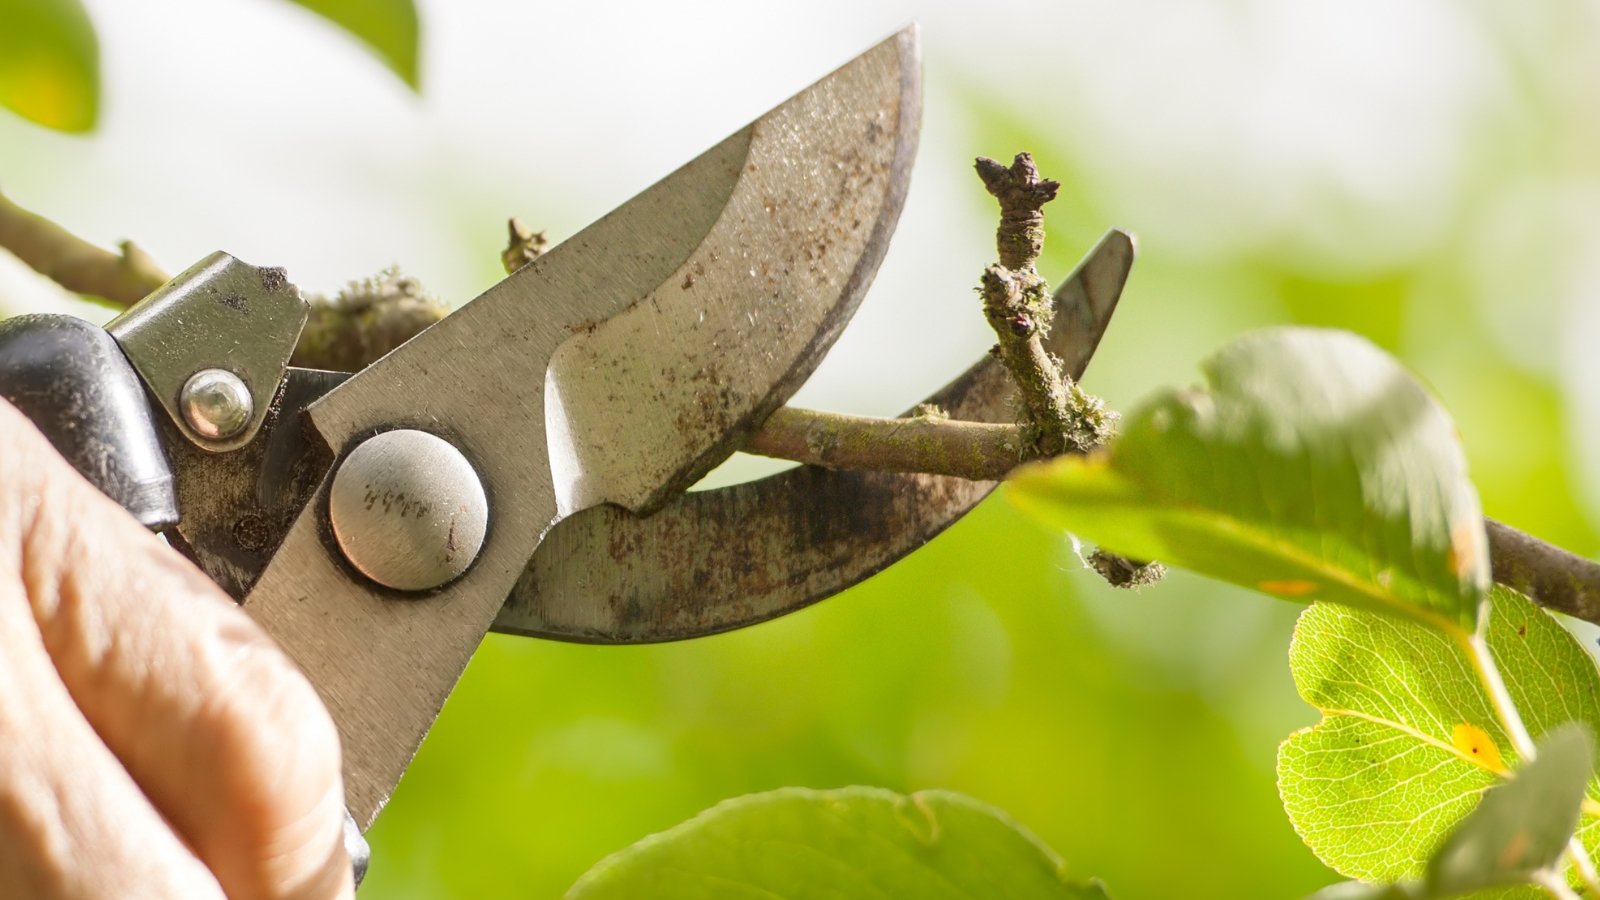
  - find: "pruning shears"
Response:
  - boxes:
[0,25,1132,878]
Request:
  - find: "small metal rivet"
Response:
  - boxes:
[328,430,489,592]
[179,368,253,440]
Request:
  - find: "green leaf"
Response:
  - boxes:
[0,0,98,132]
[1008,327,1488,633]
[565,787,1111,899]
[1300,726,1594,900]
[1306,881,1414,900]
[1278,586,1600,887]
[1426,723,1592,895]
[281,0,420,89]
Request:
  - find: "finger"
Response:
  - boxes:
[0,402,353,900]
[0,561,225,899]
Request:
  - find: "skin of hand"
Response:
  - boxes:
[0,400,352,899]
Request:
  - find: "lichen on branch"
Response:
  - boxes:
[973,154,1115,457]
[291,268,448,372]
[966,153,1145,585]
[1086,549,1167,589]
[501,217,549,275]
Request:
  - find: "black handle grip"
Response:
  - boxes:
[0,313,178,530]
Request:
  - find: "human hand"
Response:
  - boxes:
[0,400,352,898]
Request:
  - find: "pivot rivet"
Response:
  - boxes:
[328,429,489,592]
[180,368,253,440]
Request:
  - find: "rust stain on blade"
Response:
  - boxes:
[498,229,1134,642]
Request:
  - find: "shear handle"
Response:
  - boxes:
[0,313,178,530]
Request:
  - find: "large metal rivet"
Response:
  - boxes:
[180,368,253,440]
[328,429,489,592]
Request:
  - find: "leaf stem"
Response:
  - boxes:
[1565,840,1600,896]
[1462,630,1537,762]
[1460,604,1598,895]
[1534,868,1584,900]
[1460,619,1561,900]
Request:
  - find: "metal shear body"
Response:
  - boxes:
[0,24,1134,848]
[26,29,925,829]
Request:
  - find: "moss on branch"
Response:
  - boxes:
[973,154,1115,457]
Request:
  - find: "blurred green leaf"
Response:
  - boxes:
[1278,586,1600,885]
[281,0,420,89]
[1306,881,1413,900]
[1273,268,1412,354]
[1008,326,1488,634]
[1426,723,1591,895]
[565,786,1110,899]
[0,0,98,132]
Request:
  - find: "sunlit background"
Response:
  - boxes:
[5,1,1600,896]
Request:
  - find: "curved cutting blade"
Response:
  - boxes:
[544,28,922,515]
[233,28,922,825]
[499,228,1134,642]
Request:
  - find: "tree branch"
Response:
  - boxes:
[743,400,1600,621]
[974,154,1114,457]
[1483,519,1600,625]
[501,217,549,274]
[0,189,167,307]
[7,164,1600,622]
[745,406,1027,481]
[973,153,1149,585]
[0,189,447,372]
[290,268,448,372]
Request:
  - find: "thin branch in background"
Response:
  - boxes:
[0,187,448,372]
[0,189,167,307]
[1533,869,1583,900]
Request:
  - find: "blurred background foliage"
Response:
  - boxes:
[5,1,1600,897]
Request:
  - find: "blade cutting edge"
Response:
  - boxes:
[238,27,923,826]
[499,228,1134,642]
